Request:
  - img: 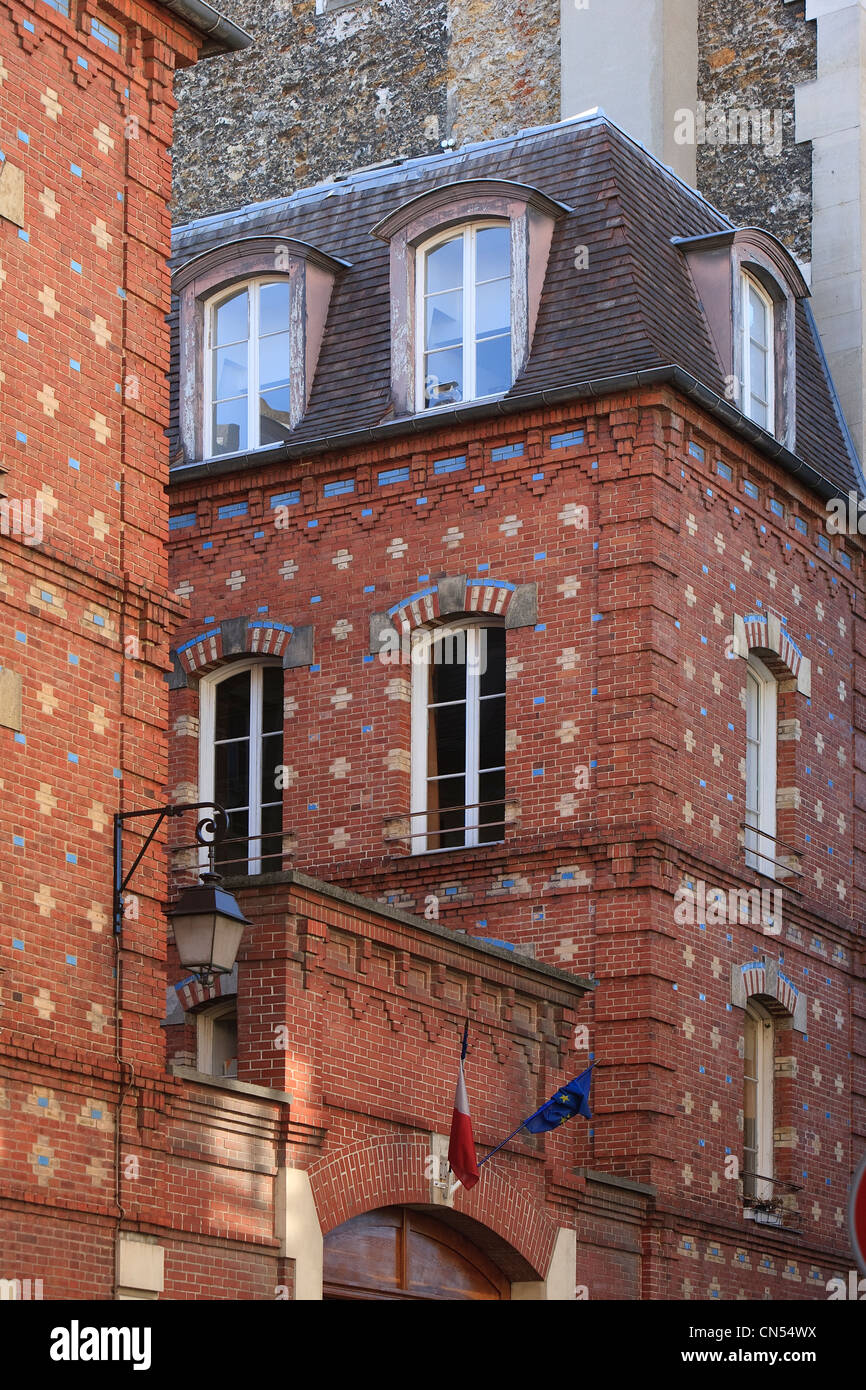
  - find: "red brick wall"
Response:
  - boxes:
[169,384,866,1297]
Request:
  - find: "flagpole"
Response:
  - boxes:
[477,1061,600,1168]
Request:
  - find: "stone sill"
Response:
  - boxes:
[170,1064,292,1106]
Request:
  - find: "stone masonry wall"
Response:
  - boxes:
[171,0,560,226]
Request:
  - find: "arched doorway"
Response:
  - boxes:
[323,1206,511,1300]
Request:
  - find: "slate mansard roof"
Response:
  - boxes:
[169,110,863,500]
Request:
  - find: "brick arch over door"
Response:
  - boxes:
[308,1133,558,1280]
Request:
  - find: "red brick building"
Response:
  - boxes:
[164,112,866,1299]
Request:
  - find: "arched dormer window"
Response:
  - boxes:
[741,272,774,432]
[416,221,512,411]
[206,278,291,458]
[372,179,570,418]
[674,227,808,451]
[172,235,349,467]
[198,658,284,875]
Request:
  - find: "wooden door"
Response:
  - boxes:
[323,1206,510,1300]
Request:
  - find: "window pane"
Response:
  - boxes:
[425,236,463,294]
[260,801,283,870]
[259,332,290,395]
[260,731,283,805]
[212,1014,238,1078]
[427,775,466,850]
[214,289,248,347]
[479,694,505,772]
[478,769,506,842]
[213,343,248,401]
[215,740,250,812]
[480,628,506,697]
[259,281,290,337]
[212,398,248,455]
[426,290,463,351]
[475,278,510,340]
[260,392,292,445]
[262,667,283,732]
[429,701,466,779]
[215,671,251,741]
[430,645,467,705]
[475,225,510,283]
[217,807,248,873]
[424,348,463,406]
[475,333,512,397]
[749,340,768,401]
[748,285,767,346]
[745,673,759,740]
[749,397,769,429]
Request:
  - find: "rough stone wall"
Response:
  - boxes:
[696,0,816,263]
[172,0,560,226]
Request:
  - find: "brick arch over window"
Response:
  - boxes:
[308,1133,558,1281]
[730,958,807,1032]
[732,612,811,695]
[169,616,313,686]
[370,573,537,649]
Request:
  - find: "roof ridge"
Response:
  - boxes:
[173,107,738,248]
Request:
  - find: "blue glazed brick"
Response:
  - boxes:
[550,428,584,449]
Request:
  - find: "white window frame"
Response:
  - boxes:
[743,1002,774,1204]
[744,655,777,878]
[409,623,505,854]
[204,277,291,460]
[196,999,238,1079]
[198,658,283,876]
[414,221,513,413]
[742,272,775,432]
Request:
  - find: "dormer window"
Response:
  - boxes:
[673,227,808,453]
[742,272,774,431]
[417,222,512,411]
[172,236,349,468]
[207,280,291,457]
[371,178,570,419]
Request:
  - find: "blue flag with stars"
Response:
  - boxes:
[523,1067,593,1133]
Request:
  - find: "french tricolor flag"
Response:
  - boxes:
[448,1022,480,1190]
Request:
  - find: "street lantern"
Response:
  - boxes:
[113,802,249,985]
[168,870,250,985]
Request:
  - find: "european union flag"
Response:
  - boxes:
[523,1067,593,1133]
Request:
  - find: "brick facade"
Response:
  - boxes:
[168,381,866,1298]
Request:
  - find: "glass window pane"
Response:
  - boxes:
[427,775,466,850]
[429,702,466,778]
[212,398,247,456]
[475,278,510,340]
[426,290,463,351]
[216,807,248,873]
[258,281,290,337]
[260,396,292,445]
[260,731,283,805]
[749,397,768,429]
[479,628,506,697]
[475,333,512,397]
[213,343,248,402]
[479,769,506,842]
[748,285,767,346]
[746,673,759,740]
[425,236,463,295]
[479,694,505,771]
[475,225,510,283]
[215,740,250,811]
[259,333,290,395]
[215,671,251,741]
[749,341,767,401]
[430,644,467,705]
[262,668,283,732]
[424,348,463,407]
[260,802,283,871]
[214,289,248,347]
